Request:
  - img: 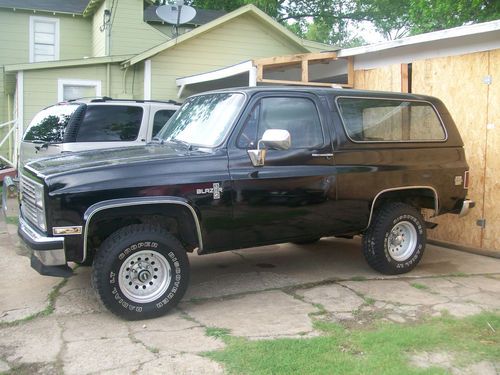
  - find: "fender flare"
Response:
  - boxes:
[82,197,203,262]
[365,186,439,230]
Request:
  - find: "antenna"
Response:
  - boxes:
[156,1,197,37]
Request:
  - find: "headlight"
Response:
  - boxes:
[34,184,44,208]
[36,209,47,231]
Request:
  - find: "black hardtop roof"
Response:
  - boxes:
[199,86,440,103]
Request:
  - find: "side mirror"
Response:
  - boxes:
[247,129,291,167]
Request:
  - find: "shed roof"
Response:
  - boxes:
[0,0,89,14]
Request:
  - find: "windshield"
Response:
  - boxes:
[156,93,245,147]
[23,104,81,143]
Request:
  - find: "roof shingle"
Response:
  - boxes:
[0,0,90,14]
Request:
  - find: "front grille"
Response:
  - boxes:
[20,175,41,227]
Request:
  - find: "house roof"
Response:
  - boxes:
[338,18,500,57]
[4,55,133,72]
[144,5,226,26]
[123,4,336,67]
[0,0,89,14]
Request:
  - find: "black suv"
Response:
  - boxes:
[18,87,474,320]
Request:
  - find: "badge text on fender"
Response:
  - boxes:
[196,183,223,199]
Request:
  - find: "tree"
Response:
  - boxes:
[168,0,500,46]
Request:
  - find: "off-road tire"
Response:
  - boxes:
[363,202,426,275]
[92,224,189,320]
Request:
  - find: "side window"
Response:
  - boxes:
[237,97,323,149]
[75,105,143,142]
[152,110,176,138]
[337,98,446,142]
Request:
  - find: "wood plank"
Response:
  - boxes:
[254,51,338,66]
[301,60,308,82]
[347,56,354,87]
[412,52,489,249]
[481,49,500,251]
[401,63,409,93]
[258,78,348,87]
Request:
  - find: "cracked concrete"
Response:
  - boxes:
[1,208,500,374]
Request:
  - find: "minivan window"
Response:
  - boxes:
[23,104,80,143]
[337,98,446,142]
[152,110,176,138]
[75,105,143,142]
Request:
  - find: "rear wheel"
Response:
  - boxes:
[92,224,189,320]
[363,202,426,275]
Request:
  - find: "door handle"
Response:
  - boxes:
[312,153,334,158]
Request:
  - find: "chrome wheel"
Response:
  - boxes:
[118,250,172,304]
[387,221,417,261]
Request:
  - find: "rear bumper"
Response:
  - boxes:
[18,216,66,265]
[459,199,475,217]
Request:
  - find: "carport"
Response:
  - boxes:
[175,52,354,98]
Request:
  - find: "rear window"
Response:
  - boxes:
[336,97,446,142]
[23,104,80,143]
[75,105,143,142]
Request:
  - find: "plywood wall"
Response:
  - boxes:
[353,50,499,252]
[482,49,500,250]
[353,64,402,92]
[411,52,489,249]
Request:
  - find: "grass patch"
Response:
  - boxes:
[5,215,18,225]
[206,327,231,339]
[205,312,500,375]
[0,278,68,328]
[411,283,429,290]
[350,276,367,281]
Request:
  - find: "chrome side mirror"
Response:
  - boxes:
[247,129,291,167]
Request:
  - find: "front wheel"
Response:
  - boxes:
[92,224,190,320]
[363,202,426,275]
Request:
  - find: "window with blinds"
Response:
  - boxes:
[30,16,59,62]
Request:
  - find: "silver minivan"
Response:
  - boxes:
[20,98,180,167]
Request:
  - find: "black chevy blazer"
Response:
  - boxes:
[18,87,474,319]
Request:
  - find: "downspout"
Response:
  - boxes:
[106,63,111,97]
[7,94,12,161]
[122,66,129,97]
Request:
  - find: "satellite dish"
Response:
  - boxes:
[156,3,196,25]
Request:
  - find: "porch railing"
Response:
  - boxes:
[0,119,18,168]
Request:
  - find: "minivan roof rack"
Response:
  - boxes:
[66,97,181,105]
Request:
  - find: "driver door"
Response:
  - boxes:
[228,93,337,248]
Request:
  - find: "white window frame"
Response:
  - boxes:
[29,16,60,63]
[57,79,102,102]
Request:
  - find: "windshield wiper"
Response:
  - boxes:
[150,137,164,145]
[167,138,192,151]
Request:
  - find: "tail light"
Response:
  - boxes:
[464,171,470,189]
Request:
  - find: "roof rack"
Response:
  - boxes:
[66,96,181,105]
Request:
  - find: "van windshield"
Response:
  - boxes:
[156,93,245,148]
[23,104,81,143]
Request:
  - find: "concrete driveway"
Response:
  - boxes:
[1,213,499,374]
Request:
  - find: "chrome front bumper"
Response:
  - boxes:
[18,216,66,266]
[459,199,475,218]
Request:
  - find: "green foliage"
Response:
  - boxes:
[411,283,429,290]
[206,326,231,339]
[205,312,500,375]
[182,0,499,47]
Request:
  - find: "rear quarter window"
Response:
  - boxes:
[75,105,143,142]
[23,104,81,143]
[336,97,446,142]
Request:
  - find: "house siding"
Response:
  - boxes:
[150,14,302,100]
[92,0,108,57]
[22,63,130,127]
[109,0,167,56]
[0,9,91,65]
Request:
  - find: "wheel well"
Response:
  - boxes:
[86,204,200,260]
[369,187,438,226]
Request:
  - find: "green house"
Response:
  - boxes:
[0,0,334,166]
